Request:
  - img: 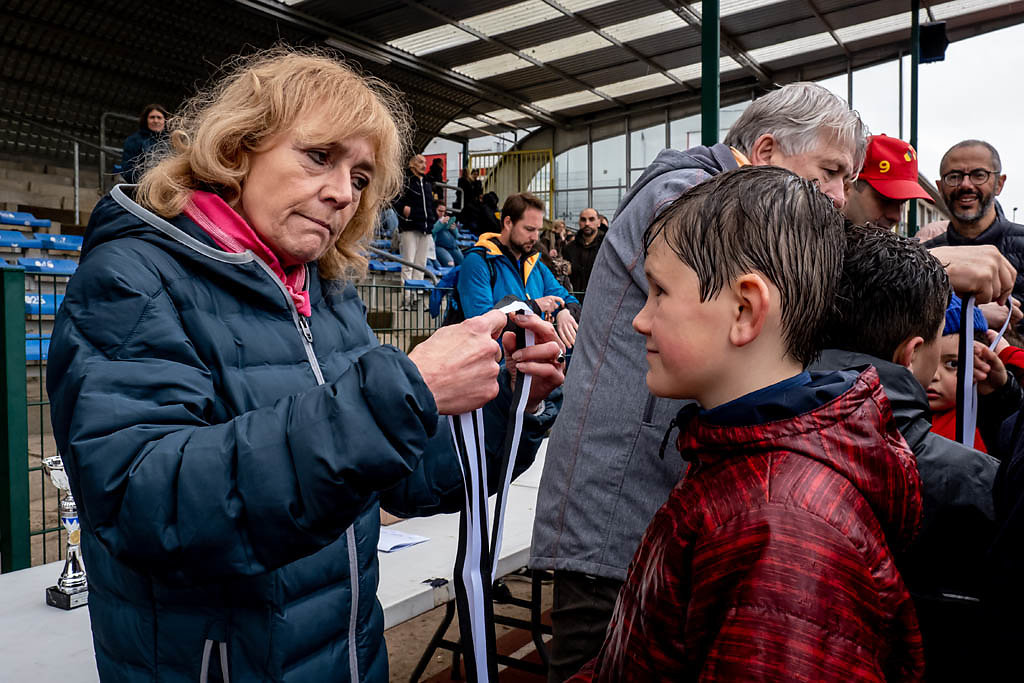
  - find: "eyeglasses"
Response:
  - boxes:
[941,168,999,187]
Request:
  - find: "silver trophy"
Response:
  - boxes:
[42,455,88,609]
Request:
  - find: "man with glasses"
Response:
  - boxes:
[924,140,1024,306]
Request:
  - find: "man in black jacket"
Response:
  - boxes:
[562,208,604,293]
[924,140,1024,308]
[816,224,1004,682]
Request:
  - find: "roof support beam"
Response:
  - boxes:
[400,0,625,108]
[538,0,699,94]
[702,0,720,145]
[231,0,568,128]
[657,0,774,86]
[805,0,852,57]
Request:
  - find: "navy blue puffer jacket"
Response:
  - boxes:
[47,186,557,682]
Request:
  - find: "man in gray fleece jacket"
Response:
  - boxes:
[530,82,868,682]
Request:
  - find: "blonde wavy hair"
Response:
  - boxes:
[137,48,410,279]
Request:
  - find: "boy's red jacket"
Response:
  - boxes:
[570,368,925,682]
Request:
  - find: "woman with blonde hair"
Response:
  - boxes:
[48,48,563,682]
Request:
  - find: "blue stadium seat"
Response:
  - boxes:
[25,293,64,316]
[404,279,434,290]
[370,239,391,250]
[0,230,44,249]
[26,336,50,362]
[17,257,78,275]
[0,211,51,229]
[368,259,401,273]
[35,233,83,251]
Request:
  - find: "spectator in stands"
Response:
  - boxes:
[120,103,167,184]
[597,213,609,234]
[541,220,572,290]
[395,154,435,304]
[573,167,924,682]
[924,140,1024,307]
[427,157,445,185]
[563,207,605,292]
[844,134,933,229]
[432,202,462,266]
[47,49,565,683]
[816,225,1000,681]
[458,192,581,349]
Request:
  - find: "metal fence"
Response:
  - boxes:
[0,273,582,572]
[0,276,457,571]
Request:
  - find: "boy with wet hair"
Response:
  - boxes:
[817,224,1002,680]
[572,167,924,682]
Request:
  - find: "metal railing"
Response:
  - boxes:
[0,110,113,225]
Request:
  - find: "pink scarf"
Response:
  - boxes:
[184,191,311,316]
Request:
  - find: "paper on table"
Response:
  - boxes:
[378,528,430,553]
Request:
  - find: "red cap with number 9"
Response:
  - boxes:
[859,134,932,201]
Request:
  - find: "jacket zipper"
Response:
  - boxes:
[420,177,428,232]
[251,260,359,681]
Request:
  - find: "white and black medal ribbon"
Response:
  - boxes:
[449,301,535,682]
[956,296,1011,445]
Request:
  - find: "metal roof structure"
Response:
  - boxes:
[2,0,1022,163]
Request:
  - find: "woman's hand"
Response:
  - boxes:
[502,313,565,412]
[402,206,411,219]
[555,308,578,349]
[409,310,506,414]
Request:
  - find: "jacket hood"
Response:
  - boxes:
[678,366,922,551]
[83,186,227,261]
[813,349,933,450]
[617,143,738,215]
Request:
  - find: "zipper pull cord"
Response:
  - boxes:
[298,315,313,343]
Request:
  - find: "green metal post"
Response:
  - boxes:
[0,268,28,572]
[702,0,720,146]
[909,0,920,237]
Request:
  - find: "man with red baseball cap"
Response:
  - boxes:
[845,133,933,229]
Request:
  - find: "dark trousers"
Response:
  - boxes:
[547,571,623,683]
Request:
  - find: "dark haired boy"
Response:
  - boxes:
[816,223,1001,681]
[571,167,924,682]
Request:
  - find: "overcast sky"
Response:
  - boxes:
[819,21,1024,223]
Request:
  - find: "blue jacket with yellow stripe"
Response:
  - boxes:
[457,233,580,319]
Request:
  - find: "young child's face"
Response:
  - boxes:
[633,240,734,401]
[927,334,959,413]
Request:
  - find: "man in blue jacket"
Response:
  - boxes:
[458,192,581,349]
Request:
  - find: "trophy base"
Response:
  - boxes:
[46,585,88,610]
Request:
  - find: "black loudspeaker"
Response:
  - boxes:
[920,21,949,63]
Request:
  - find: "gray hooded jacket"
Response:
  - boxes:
[530,144,738,579]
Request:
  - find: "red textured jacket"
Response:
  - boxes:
[570,368,925,682]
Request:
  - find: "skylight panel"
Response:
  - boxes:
[604,11,688,43]
[532,91,604,112]
[441,121,471,135]
[667,56,742,82]
[454,117,491,129]
[687,0,789,17]
[481,109,532,125]
[388,24,476,56]
[834,12,914,43]
[463,0,563,36]
[453,53,534,80]
[559,0,619,11]
[599,73,674,98]
[932,0,1011,19]
[522,31,613,62]
[747,32,837,63]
